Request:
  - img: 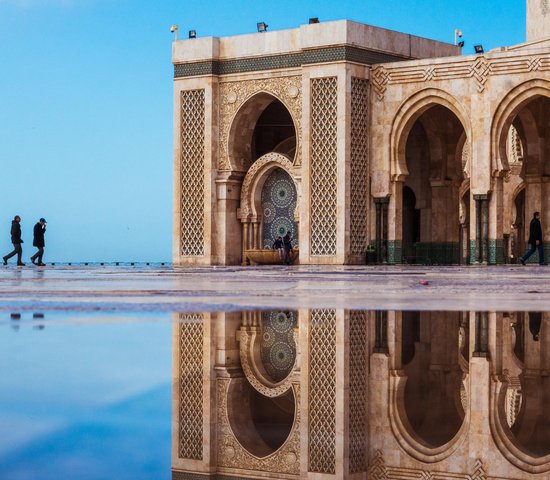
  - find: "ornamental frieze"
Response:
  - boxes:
[371,52,550,99]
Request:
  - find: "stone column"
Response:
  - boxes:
[489,176,504,264]
[473,193,490,264]
[241,222,249,265]
[375,197,389,264]
[473,311,489,358]
[252,222,259,250]
[374,311,389,354]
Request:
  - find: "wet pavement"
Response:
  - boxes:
[0,264,549,312]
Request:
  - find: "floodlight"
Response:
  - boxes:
[309,17,320,24]
[257,22,268,32]
[189,30,196,39]
[474,44,484,54]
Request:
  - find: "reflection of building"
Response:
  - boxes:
[172,310,550,479]
[173,1,550,265]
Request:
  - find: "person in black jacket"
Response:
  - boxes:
[2,216,25,266]
[520,211,547,265]
[30,218,47,266]
[283,231,293,265]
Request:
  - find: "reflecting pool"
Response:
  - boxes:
[3,310,550,480]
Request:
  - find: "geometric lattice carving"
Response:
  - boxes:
[179,314,204,459]
[349,310,368,473]
[310,77,338,256]
[180,89,205,256]
[308,309,337,473]
[350,78,370,257]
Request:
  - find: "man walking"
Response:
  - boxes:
[30,218,47,266]
[520,211,547,265]
[3,216,25,266]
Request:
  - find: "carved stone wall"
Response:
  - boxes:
[350,78,370,257]
[216,378,301,476]
[180,89,205,257]
[308,309,337,473]
[178,314,204,460]
[310,77,338,256]
[349,310,368,474]
[219,76,302,171]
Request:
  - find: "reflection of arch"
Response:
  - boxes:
[239,152,297,221]
[491,379,550,474]
[491,79,550,174]
[228,92,298,172]
[390,88,471,180]
[227,380,298,459]
[239,311,298,398]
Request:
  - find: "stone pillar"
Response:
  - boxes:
[374,311,389,354]
[241,222,249,265]
[489,176,504,264]
[473,311,489,358]
[375,197,389,264]
[387,181,403,264]
[474,194,490,264]
[252,222,259,250]
[215,176,243,265]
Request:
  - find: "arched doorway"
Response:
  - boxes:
[227,94,299,264]
[402,105,467,264]
[495,85,550,265]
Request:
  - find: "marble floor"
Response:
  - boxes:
[0,264,549,312]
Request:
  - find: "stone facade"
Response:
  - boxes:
[172,310,550,480]
[173,2,550,266]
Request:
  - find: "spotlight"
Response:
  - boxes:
[309,17,319,24]
[458,40,465,48]
[474,44,484,54]
[189,30,196,39]
[170,24,179,41]
[257,22,268,33]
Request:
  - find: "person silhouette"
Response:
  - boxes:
[30,218,47,266]
[3,216,25,266]
[520,212,547,265]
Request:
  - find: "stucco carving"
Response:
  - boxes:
[238,152,296,221]
[368,451,487,480]
[371,52,550,99]
[217,378,301,475]
[238,327,297,397]
[219,76,303,171]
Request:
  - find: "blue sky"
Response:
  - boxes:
[0,0,525,262]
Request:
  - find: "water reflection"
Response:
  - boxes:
[173,310,550,480]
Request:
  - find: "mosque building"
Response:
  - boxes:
[173,0,550,266]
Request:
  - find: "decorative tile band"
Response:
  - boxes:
[387,240,402,264]
[174,46,408,78]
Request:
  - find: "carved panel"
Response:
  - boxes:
[350,78,370,257]
[368,451,488,480]
[310,77,338,256]
[178,314,204,460]
[308,309,337,474]
[371,52,550,99]
[219,76,302,171]
[217,378,301,475]
[349,310,368,473]
[180,89,205,257]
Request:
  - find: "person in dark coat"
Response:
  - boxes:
[520,212,547,265]
[272,236,284,263]
[30,218,47,266]
[283,231,293,265]
[2,216,25,266]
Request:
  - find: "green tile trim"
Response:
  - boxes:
[387,240,402,265]
[469,240,478,265]
[174,46,409,78]
[488,239,505,265]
